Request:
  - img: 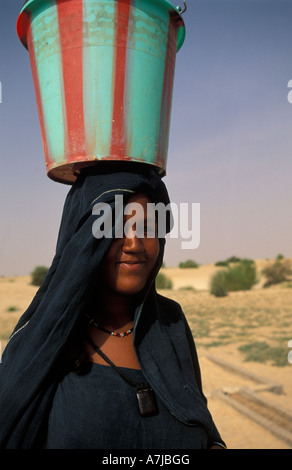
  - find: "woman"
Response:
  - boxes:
[0,163,226,449]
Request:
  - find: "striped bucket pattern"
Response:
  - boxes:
[17,0,185,184]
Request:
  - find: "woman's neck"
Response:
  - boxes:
[94,289,137,330]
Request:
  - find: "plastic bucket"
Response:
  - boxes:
[17,0,185,184]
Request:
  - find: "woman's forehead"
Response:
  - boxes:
[124,195,156,222]
[127,192,152,204]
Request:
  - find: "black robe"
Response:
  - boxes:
[0,163,224,448]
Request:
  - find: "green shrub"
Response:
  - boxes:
[215,258,254,267]
[225,259,257,291]
[155,272,173,289]
[178,260,199,268]
[262,259,292,287]
[238,341,288,366]
[214,261,229,267]
[31,266,49,286]
[6,306,19,312]
[210,260,257,296]
[240,258,255,264]
[210,271,228,297]
[225,256,241,263]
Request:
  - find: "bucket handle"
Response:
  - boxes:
[176,0,187,14]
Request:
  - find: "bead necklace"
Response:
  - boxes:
[86,314,134,337]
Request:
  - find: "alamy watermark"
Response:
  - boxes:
[92,195,200,250]
[288,79,292,103]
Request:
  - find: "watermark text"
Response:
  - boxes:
[92,196,200,250]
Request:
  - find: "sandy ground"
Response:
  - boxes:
[1,260,292,449]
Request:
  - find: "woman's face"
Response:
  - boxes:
[103,194,160,296]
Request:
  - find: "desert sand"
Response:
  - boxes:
[1,259,292,449]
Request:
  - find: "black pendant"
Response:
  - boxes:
[136,382,158,417]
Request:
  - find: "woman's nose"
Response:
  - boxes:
[122,228,144,253]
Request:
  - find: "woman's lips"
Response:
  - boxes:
[116,261,146,270]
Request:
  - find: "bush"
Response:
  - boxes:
[241,258,255,264]
[238,341,288,366]
[262,259,292,287]
[276,254,284,260]
[214,261,229,267]
[225,259,257,291]
[6,306,19,312]
[210,260,257,296]
[31,266,49,286]
[155,272,173,289]
[178,260,199,268]
[210,271,228,297]
[215,258,254,267]
[225,256,241,263]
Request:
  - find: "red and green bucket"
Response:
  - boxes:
[17,0,185,183]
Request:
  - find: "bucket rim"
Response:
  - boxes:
[17,0,185,51]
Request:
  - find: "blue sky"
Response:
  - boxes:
[1,0,292,276]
